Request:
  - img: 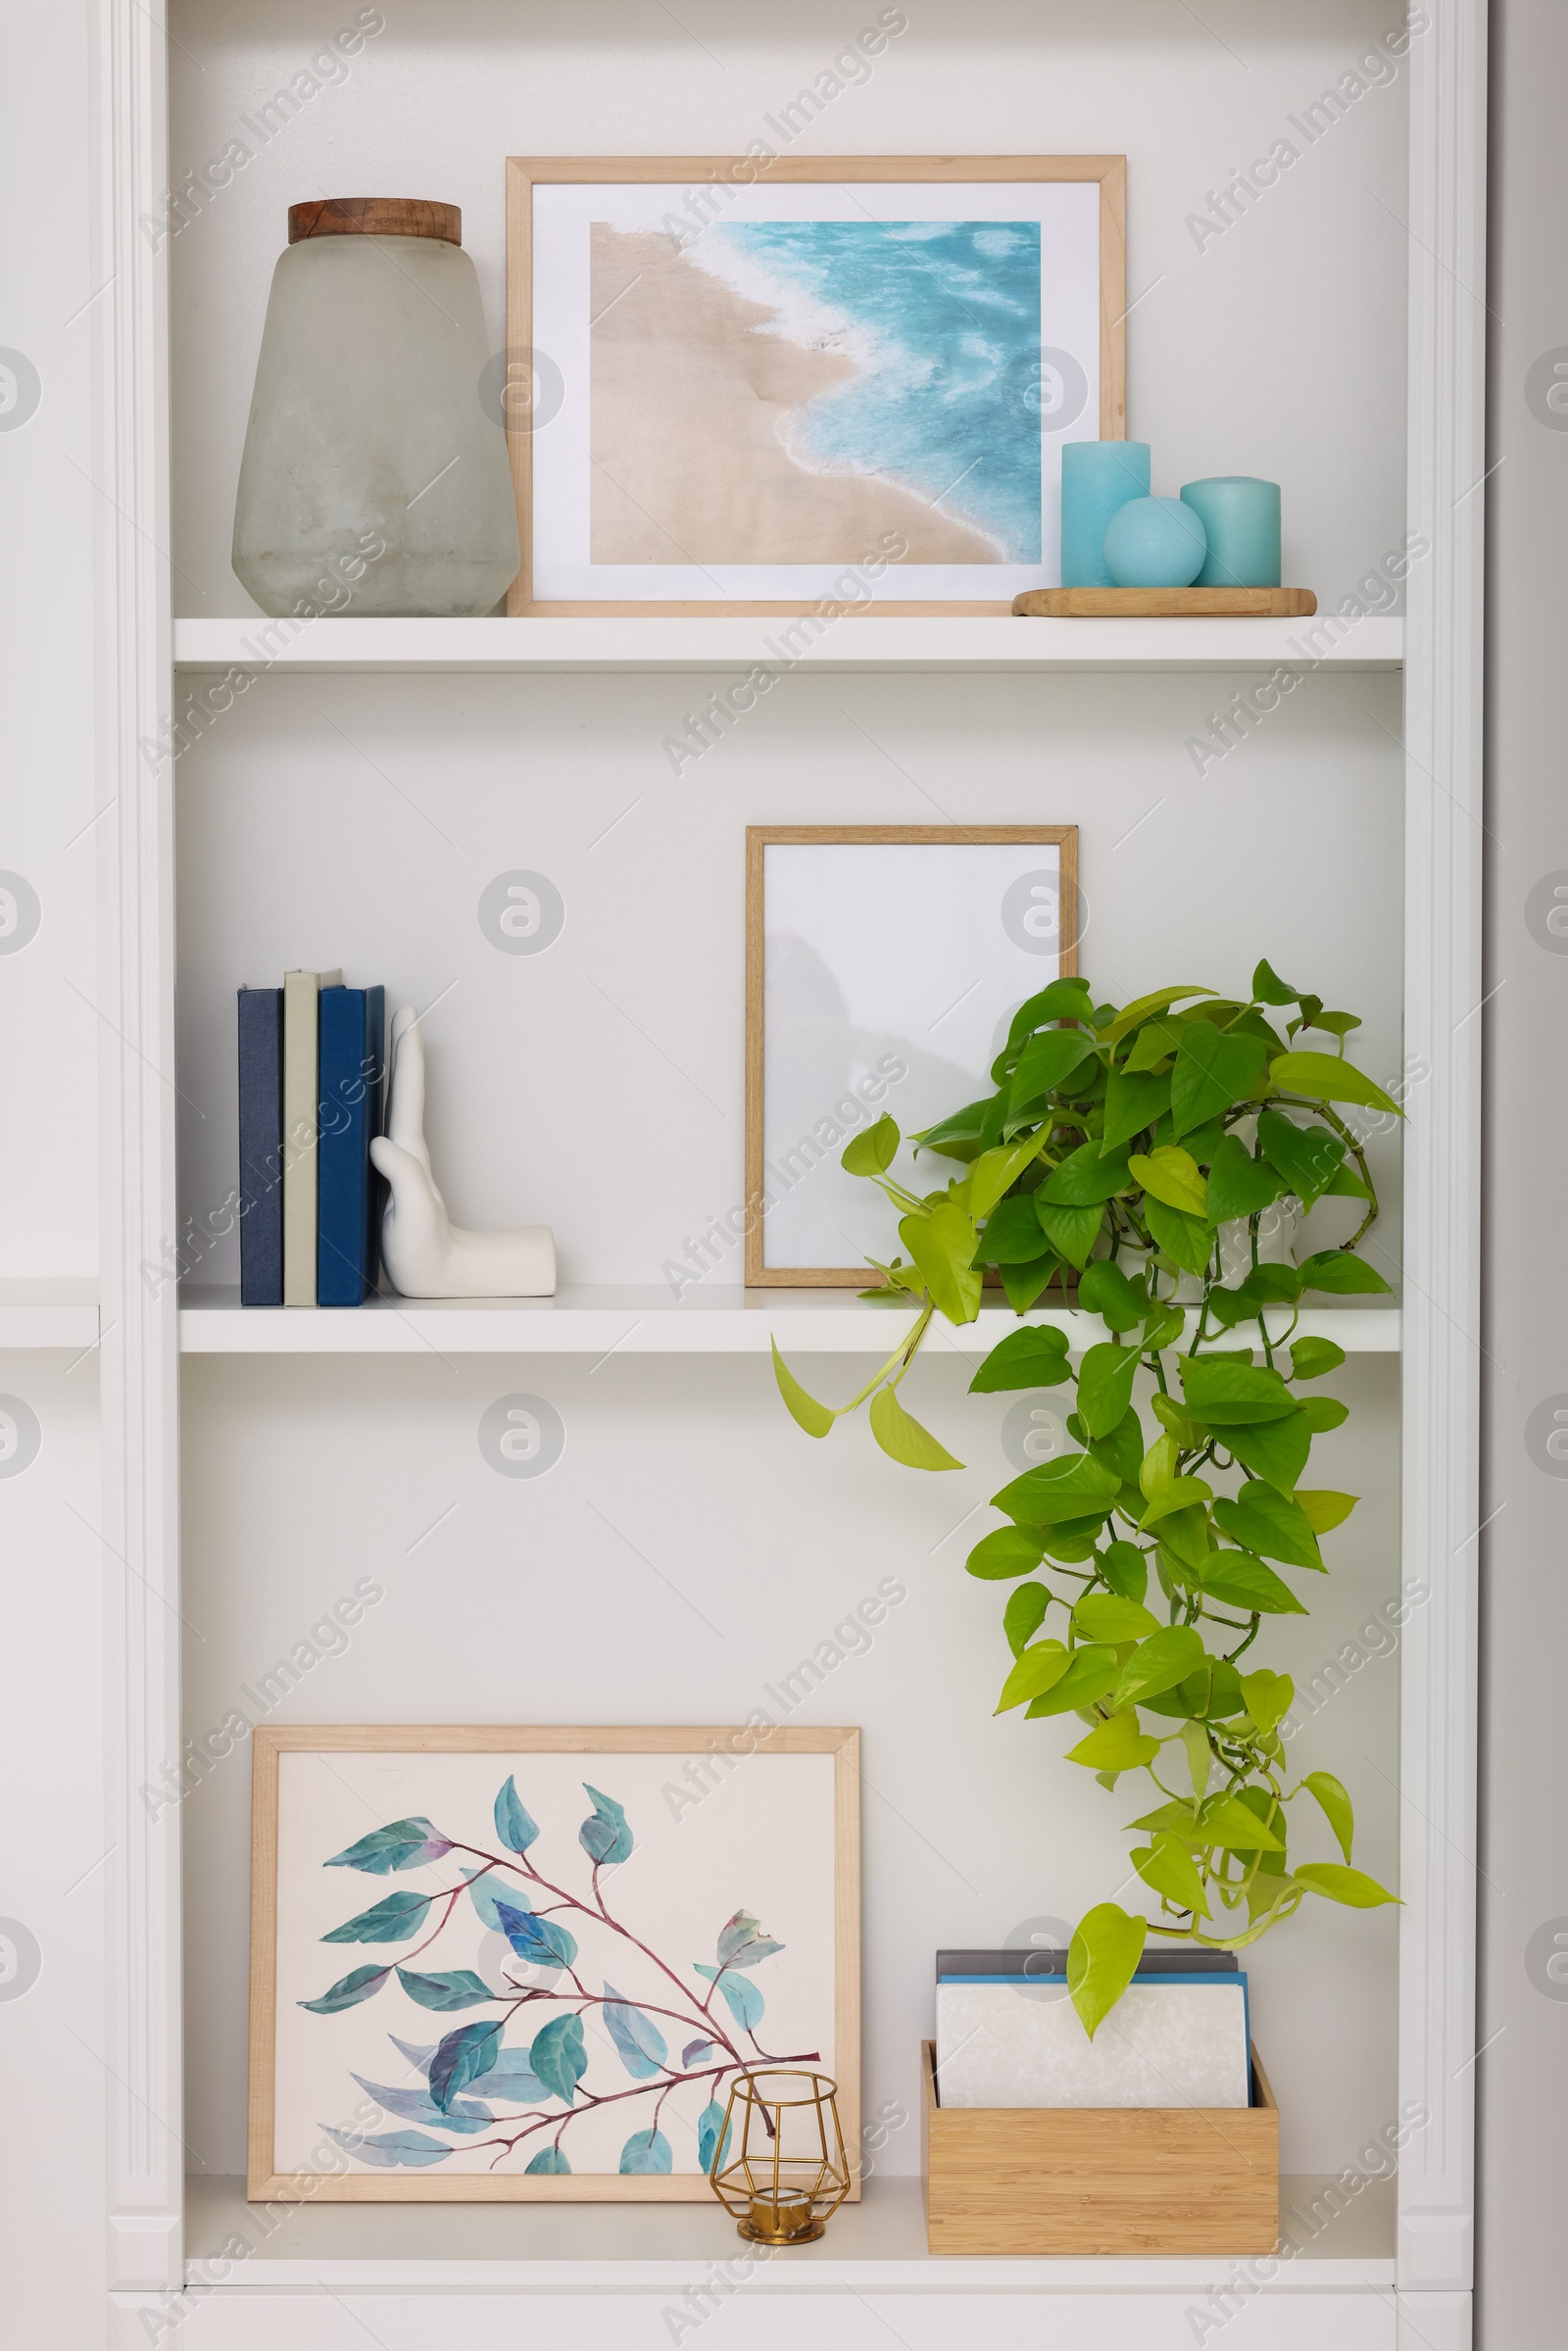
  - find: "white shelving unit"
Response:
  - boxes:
[47,7,1484,2350]
[172,614,1403,676]
[179,1287,1402,1356]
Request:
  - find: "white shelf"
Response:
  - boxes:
[0,1278,99,1350]
[171,615,1404,677]
[183,2172,1396,2290]
[178,1286,1400,1356]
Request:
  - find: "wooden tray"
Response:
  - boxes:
[920,2038,1279,2257]
[1012,587,1316,618]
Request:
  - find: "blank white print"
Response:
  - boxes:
[759,841,1066,1270]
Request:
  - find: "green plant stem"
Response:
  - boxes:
[866,1171,932,1217]
[831,1304,935,1417]
[1250,1219,1277,1369]
[1271,1095,1382,1247]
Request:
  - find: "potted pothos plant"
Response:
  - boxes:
[771,964,1401,2039]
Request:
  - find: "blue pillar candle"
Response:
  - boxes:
[1180,476,1282,588]
[1059,441,1152,586]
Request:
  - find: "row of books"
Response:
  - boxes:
[237,971,386,1307]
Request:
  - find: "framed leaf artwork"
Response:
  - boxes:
[505,155,1126,613]
[247,1724,860,2201]
[745,826,1080,1284]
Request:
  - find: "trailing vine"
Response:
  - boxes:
[773,964,1401,2034]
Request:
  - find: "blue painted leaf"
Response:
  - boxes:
[351,2074,494,2134]
[466,2048,548,2105]
[492,1899,579,1970]
[395,1967,498,2011]
[318,2123,453,2169]
[321,1891,433,1944]
[525,2144,571,2175]
[602,1983,669,2081]
[324,1817,453,1875]
[682,2037,716,2068]
[619,2127,674,2175]
[464,1867,532,1934]
[694,1964,764,2031]
[715,1910,785,1970]
[579,1784,634,1865]
[698,2098,731,2175]
[430,2020,503,2112]
[389,2035,435,2075]
[493,1776,540,1855]
[298,1964,390,2014]
[530,2012,588,2104]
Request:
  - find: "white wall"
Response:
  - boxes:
[0,1351,105,2340]
[173,663,1409,2175]
[180,1347,1403,2179]
[1478,0,1568,2340]
[0,0,100,1275]
[173,666,1408,1287]
[0,3,107,2343]
[166,0,1412,615]
[165,0,1414,2186]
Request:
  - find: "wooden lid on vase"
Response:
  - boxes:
[288,199,462,245]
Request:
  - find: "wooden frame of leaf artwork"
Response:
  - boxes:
[248,1724,861,2202]
[745,825,1080,1286]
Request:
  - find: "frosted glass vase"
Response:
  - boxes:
[231,199,520,617]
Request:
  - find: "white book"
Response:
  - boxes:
[936,1977,1250,2109]
[281,969,342,1307]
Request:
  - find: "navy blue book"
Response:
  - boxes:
[237,987,284,1306]
[317,985,386,1307]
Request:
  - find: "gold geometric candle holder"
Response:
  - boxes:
[708,2069,852,2244]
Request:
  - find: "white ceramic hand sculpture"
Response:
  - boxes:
[369,1006,557,1298]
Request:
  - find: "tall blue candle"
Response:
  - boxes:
[1059,442,1152,586]
[1180,476,1282,588]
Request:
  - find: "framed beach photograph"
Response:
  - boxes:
[247,1724,860,2202]
[745,826,1080,1285]
[506,156,1125,614]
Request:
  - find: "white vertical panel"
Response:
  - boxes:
[1397,0,1486,2303]
[95,0,182,2297]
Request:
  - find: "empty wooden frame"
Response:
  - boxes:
[745,825,1080,1285]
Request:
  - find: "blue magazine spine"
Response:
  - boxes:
[317,986,386,1306]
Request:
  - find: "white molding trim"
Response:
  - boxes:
[1397,0,1486,2304]
[109,2213,182,2292]
[95,0,181,2298]
[1396,2289,1473,2351]
[114,2290,1404,2351]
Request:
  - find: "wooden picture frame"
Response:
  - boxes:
[248,1724,861,2202]
[506,155,1126,614]
[744,825,1079,1286]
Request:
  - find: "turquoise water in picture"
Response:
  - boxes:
[699,220,1044,562]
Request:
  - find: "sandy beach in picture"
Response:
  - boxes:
[589,223,1005,566]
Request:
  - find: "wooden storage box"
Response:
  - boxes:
[920,2038,1278,2257]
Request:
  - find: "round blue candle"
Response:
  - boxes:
[1059,441,1151,586]
[1180,476,1282,588]
[1102,496,1208,589]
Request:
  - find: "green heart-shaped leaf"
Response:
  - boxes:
[869,1385,962,1471]
[1066,1903,1148,2039]
[1267,1052,1402,1117]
